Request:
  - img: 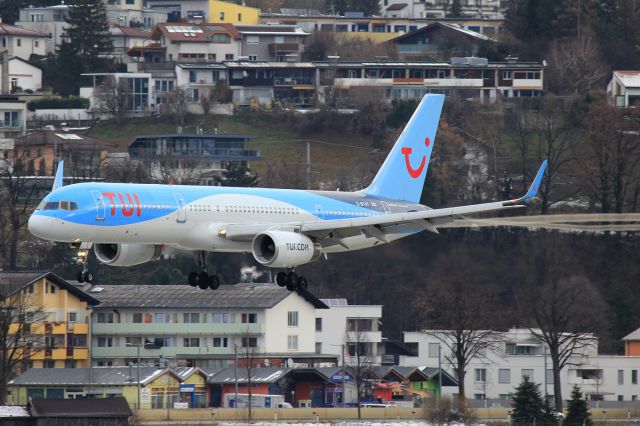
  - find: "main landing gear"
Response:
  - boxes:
[188,251,220,290]
[275,269,308,292]
[73,243,94,284]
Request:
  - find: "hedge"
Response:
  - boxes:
[27,97,90,112]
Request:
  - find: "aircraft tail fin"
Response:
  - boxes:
[52,161,64,191]
[362,94,444,203]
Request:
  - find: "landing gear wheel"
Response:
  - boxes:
[209,275,220,290]
[275,272,287,287]
[198,272,210,290]
[296,276,308,291]
[76,271,85,283]
[285,272,298,291]
[83,271,93,284]
[188,272,199,287]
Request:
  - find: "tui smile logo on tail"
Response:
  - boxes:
[401,137,431,178]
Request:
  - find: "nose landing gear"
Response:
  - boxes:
[188,251,220,290]
[275,270,308,292]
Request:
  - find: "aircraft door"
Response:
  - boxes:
[90,190,105,221]
[174,193,186,223]
[381,201,391,214]
[315,204,325,220]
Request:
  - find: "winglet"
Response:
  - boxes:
[521,160,547,203]
[52,160,64,191]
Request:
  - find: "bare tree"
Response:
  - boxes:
[413,244,505,405]
[93,75,130,125]
[345,323,377,419]
[199,88,213,115]
[0,283,47,404]
[161,87,189,127]
[515,236,608,411]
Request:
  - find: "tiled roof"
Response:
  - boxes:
[91,283,328,309]
[0,23,48,37]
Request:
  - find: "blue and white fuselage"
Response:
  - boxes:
[28,94,547,287]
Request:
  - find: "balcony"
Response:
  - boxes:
[92,345,245,359]
[334,78,393,88]
[423,78,484,88]
[273,77,314,87]
[512,79,543,90]
[268,43,299,54]
[91,322,264,335]
[0,120,22,129]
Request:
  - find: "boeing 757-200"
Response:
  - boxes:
[28,94,547,290]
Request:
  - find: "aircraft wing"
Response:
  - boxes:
[221,161,547,244]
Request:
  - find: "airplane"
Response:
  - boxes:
[28,94,547,290]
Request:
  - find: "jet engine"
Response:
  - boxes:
[252,231,321,268]
[94,243,162,267]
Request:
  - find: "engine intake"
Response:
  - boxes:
[94,243,162,267]
[252,231,321,268]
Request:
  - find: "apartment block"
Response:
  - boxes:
[90,283,328,368]
[401,328,640,403]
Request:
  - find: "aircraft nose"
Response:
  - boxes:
[28,214,53,239]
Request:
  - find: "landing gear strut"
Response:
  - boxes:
[275,269,308,292]
[188,251,220,290]
[74,243,93,284]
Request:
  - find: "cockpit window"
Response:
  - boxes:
[37,201,79,211]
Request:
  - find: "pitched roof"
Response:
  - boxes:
[10,366,167,386]
[0,23,48,37]
[391,21,492,43]
[206,367,291,384]
[15,130,116,149]
[29,397,132,417]
[613,70,640,88]
[386,3,407,11]
[110,26,151,38]
[235,24,308,36]
[153,22,240,42]
[91,283,328,309]
[622,328,640,341]
[0,271,100,305]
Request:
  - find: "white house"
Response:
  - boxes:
[607,70,640,108]
[0,22,48,59]
[90,283,327,367]
[0,95,27,139]
[401,328,640,404]
[316,298,383,365]
[0,57,43,92]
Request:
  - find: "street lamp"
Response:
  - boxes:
[126,342,141,409]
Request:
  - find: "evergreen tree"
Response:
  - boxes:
[215,163,259,187]
[43,42,84,96]
[511,376,555,426]
[564,386,592,426]
[65,0,113,72]
[448,0,463,18]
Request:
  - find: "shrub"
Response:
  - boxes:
[27,97,90,111]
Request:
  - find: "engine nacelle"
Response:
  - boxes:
[252,231,321,268]
[94,243,162,267]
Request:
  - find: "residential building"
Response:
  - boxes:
[81,72,153,112]
[174,63,229,112]
[209,0,260,25]
[0,22,48,59]
[0,95,26,138]
[146,0,210,22]
[8,366,210,409]
[0,57,43,93]
[236,25,309,62]
[225,61,316,107]
[127,132,260,183]
[401,328,640,403]
[315,57,544,104]
[607,70,640,108]
[623,328,640,356]
[14,130,115,178]
[106,7,167,29]
[17,4,69,50]
[150,22,242,62]
[110,26,152,64]
[316,298,383,366]
[0,272,100,370]
[390,22,493,59]
[381,0,509,20]
[106,0,144,12]
[90,283,327,368]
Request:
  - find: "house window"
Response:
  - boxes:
[428,343,440,358]
[213,337,228,347]
[34,40,39,48]
[475,368,487,382]
[183,313,200,323]
[619,370,624,385]
[126,336,142,346]
[246,35,259,44]
[238,13,242,21]
[474,394,486,400]
[65,360,77,368]
[189,70,196,83]
[183,337,200,347]
[241,337,257,347]
[522,369,534,381]
[17,39,21,47]
[50,285,56,294]
[503,71,512,80]
[546,369,554,384]
[212,70,220,81]
[287,335,298,350]
[498,369,511,384]
[315,342,322,354]
[212,313,233,323]
[97,337,113,347]
[241,313,257,323]
[67,312,77,322]
[248,55,257,61]
[225,54,234,60]
[132,313,143,323]
[219,12,224,20]
[97,312,114,323]
[315,318,322,331]
[632,370,638,385]
[287,311,298,327]
[213,34,230,43]
[43,360,55,368]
